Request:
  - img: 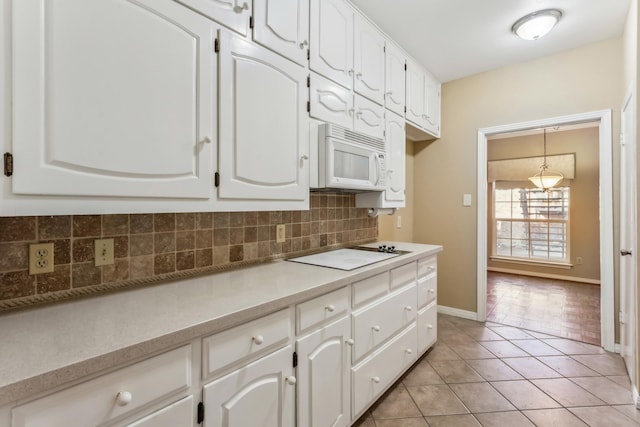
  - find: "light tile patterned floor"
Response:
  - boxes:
[486,272,601,345]
[354,313,637,427]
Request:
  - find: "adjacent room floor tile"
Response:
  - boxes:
[465,358,523,381]
[571,354,629,376]
[429,360,484,383]
[502,357,563,379]
[374,417,429,427]
[474,410,535,427]
[569,376,635,404]
[542,338,606,355]
[511,339,564,356]
[536,355,601,377]
[424,414,482,427]
[568,406,639,427]
[405,384,469,416]
[460,326,504,341]
[522,408,588,426]
[402,359,444,386]
[447,342,497,359]
[489,326,536,340]
[425,342,462,361]
[370,384,422,419]
[531,378,605,407]
[481,340,530,358]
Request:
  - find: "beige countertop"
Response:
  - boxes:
[0,241,442,406]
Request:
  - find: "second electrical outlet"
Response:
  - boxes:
[276,224,286,243]
[95,238,115,266]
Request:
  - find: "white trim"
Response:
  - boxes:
[489,257,573,270]
[437,305,478,320]
[477,110,615,352]
[488,267,601,285]
[615,343,622,354]
[634,385,640,410]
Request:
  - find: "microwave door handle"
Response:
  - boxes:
[374,154,382,186]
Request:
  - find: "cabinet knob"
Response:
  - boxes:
[348,108,355,117]
[427,324,433,330]
[428,289,436,294]
[386,91,393,96]
[371,376,381,383]
[345,338,355,346]
[299,40,309,49]
[115,391,132,407]
[356,72,362,79]
[286,376,297,385]
[372,325,381,332]
[405,348,413,354]
[325,304,335,312]
[252,335,264,345]
[427,266,436,272]
[233,2,249,13]
[201,136,212,144]
[404,305,413,311]
[301,155,309,161]
[348,69,354,76]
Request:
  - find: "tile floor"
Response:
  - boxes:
[486,272,601,345]
[354,313,637,427]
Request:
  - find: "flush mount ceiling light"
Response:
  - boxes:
[512,9,562,40]
[528,128,563,191]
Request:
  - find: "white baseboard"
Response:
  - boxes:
[488,267,601,285]
[614,344,622,354]
[635,385,640,409]
[437,305,478,321]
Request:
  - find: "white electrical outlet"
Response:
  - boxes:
[95,239,115,266]
[29,243,55,275]
[276,224,286,243]
[576,256,583,265]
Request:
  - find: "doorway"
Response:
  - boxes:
[476,110,615,352]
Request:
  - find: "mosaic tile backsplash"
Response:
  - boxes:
[0,193,377,308]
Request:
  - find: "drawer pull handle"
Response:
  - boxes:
[252,335,264,345]
[372,376,381,383]
[325,304,336,312]
[372,325,381,332]
[427,324,433,329]
[115,391,132,407]
[286,376,297,385]
[404,305,413,311]
[405,348,413,354]
[345,338,355,346]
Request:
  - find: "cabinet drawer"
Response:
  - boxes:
[12,345,191,427]
[417,276,437,309]
[417,304,438,354]
[203,309,291,378]
[351,323,417,419]
[126,396,193,427]
[352,271,389,308]
[297,287,349,334]
[390,262,416,290]
[418,256,437,279]
[352,284,416,361]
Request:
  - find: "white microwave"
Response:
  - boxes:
[316,123,387,191]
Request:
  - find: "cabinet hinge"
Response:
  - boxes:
[307,101,310,113]
[307,48,310,61]
[249,15,254,29]
[214,172,220,187]
[307,75,310,88]
[214,38,220,53]
[404,105,406,113]
[293,351,298,368]
[404,63,407,71]
[3,152,13,177]
[197,402,205,424]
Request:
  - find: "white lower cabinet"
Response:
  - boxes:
[126,396,193,427]
[296,316,351,427]
[351,323,417,420]
[202,345,296,427]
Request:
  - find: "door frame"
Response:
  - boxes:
[476,110,615,352]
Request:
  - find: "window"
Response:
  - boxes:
[493,186,569,262]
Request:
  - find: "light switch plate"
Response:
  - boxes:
[463,194,472,207]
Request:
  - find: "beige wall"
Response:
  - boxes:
[413,38,623,314]
[378,142,415,242]
[487,128,600,282]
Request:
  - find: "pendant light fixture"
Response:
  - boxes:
[528,128,563,191]
[512,9,562,41]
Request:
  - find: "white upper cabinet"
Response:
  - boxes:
[252,0,310,66]
[353,15,385,105]
[218,31,309,202]
[384,42,406,117]
[177,0,251,36]
[384,111,406,202]
[405,57,441,139]
[11,0,217,199]
[309,0,354,90]
[310,73,384,140]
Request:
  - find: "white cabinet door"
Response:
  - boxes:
[353,15,385,105]
[252,0,309,65]
[309,0,353,89]
[203,345,295,427]
[218,31,308,201]
[309,73,354,130]
[296,316,351,427]
[126,396,193,427]
[405,57,425,128]
[385,111,406,202]
[11,0,217,199]
[424,71,441,137]
[177,0,251,36]
[385,42,406,117]
[354,95,385,140]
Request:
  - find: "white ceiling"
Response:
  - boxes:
[348,0,631,83]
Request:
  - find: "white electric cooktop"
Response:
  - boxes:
[287,248,401,271]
